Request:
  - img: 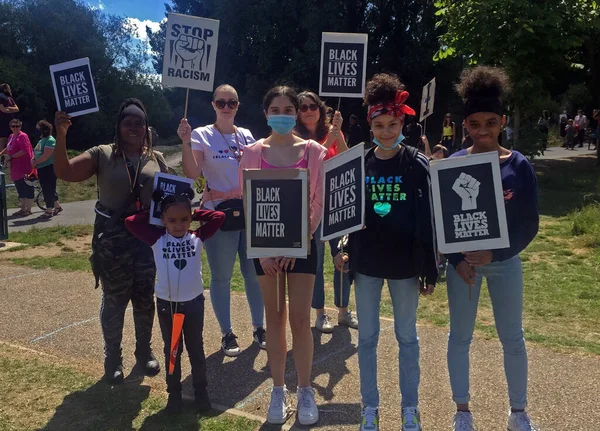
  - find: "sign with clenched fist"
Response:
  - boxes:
[430,151,509,253]
[162,13,220,92]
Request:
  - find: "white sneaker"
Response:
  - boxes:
[296,386,319,425]
[360,406,379,431]
[316,314,334,333]
[508,411,539,431]
[401,406,422,430]
[267,386,291,424]
[453,411,475,431]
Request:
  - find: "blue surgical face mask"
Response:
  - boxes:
[373,133,405,150]
[267,115,296,135]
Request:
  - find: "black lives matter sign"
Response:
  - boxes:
[244,170,309,259]
[430,152,509,254]
[50,58,99,117]
[321,144,365,241]
[319,32,368,98]
[149,172,195,227]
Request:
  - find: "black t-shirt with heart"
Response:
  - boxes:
[350,146,438,283]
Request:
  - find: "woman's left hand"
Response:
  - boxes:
[463,250,493,267]
[420,284,436,296]
[276,256,296,271]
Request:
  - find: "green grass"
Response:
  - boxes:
[0,344,258,431]
[11,253,91,272]
[7,225,93,246]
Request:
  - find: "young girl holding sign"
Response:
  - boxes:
[445,66,539,431]
[238,86,326,426]
[334,73,438,431]
[125,188,225,414]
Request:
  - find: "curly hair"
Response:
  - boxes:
[363,73,405,107]
[294,91,329,142]
[114,98,153,157]
[455,66,512,102]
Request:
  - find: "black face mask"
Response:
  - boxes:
[35,129,42,137]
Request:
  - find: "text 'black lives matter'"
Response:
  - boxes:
[49,58,99,117]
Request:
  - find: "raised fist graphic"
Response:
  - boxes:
[452,172,480,211]
[175,34,206,69]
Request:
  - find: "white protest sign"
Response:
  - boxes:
[49,58,99,117]
[319,32,368,98]
[150,172,195,226]
[419,78,436,123]
[162,13,220,92]
[430,151,509,253]
[321,143,365,241]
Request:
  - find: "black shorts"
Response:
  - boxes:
[13,178,34,199]
[254,239,317,276]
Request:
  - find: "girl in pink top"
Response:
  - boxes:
[239,86,326,426]
[0,119,35,216]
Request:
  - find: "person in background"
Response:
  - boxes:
[180,84,266,356]
[537,110,550,153]
[335,73,438,431]
[592,109,599,151]
[325,106,334,124]
[239,85,326,426]
[559,108,568,147]
[347,114,363,148]
[54,98,167,384]
[125,188,225,415]
[294,90,357,334]
[566,119,576,150]
[0,83,19,151]
[574,109,588,148]
[0,118,34,216]
[442,113,457,152]
[32,120,62,218]
[403,115,423,150]
[446,66,539,431]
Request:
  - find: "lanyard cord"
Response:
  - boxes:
[164,233,183,318]
[213,124,241,164]
[122,151,142,194]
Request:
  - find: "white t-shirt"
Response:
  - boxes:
[152,232,204,302]
[191,125,255,210]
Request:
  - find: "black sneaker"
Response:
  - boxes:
[253,327,267,350]
[103,362,124,385]
[134,350,161,377]
[165,393,183,415]
[195,389,212,413]
[221,332,241,357]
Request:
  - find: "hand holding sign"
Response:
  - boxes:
[175,34,206,67]
[177,118,192,144]
[54,111,72,137]
[463,250,493,267]
[331,111,343,137]
[453,172,480,211]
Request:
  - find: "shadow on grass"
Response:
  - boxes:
[41,378,151,431]
[533,155,600,217]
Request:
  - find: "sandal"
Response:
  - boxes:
[12,209,27,217]
[39,211,54,219]
[53,207,63,215]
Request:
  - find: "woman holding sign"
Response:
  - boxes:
[239,86,326,426]
[294,91,357,333]
[334,73,438,431]
[54,98,168,384]
[445,66,539,431]
[179,84,265,357]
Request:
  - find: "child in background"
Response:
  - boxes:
[125,188,225,414]
[566,119,576,150]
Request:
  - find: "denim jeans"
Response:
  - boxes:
[354,273,420,408]
[203,229,264,334]
[446,255,528,409]
[312,223,352,309]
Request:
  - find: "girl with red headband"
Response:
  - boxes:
[334,73,438,431]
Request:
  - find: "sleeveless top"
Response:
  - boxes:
[443,124,453,137]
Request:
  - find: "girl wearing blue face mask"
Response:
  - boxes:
[334,73,438,431]
[239,86,326,426]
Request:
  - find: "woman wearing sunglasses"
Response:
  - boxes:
[180,84,265,357]
[293,91,357,334]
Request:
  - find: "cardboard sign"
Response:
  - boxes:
[321,143,365,241]
[150,172,195,226]
[49,58,99,117]
[319,32,368,98]
[162,13,220,91]
[419,78,436,122]
[430,152,509,254]
[243,169,310,258]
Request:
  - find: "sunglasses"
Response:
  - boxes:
[214,99,239,109]
[299,103,319,113]
[10,125,21,129]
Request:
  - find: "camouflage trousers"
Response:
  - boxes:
[91,210,156,366]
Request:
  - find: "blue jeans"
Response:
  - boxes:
[355,273,420,408]
[312,224,352,309]
[203,229,264,334]
[446,256,528,409]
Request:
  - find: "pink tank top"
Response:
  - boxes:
[260,144,309,169]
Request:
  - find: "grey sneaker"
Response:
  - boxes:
[507,411,539,431]
[315,314,334,333]
[296,386,319,425]
[338,310,358,329]
[360,406,379,430]
[453,411,475,431]
[401,406,422,430]
[267,386,291,424]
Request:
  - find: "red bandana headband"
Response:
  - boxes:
[367,90,416,122]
